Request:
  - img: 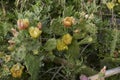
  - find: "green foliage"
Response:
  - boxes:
[50,18,66,35]
[110,29,119,57]
[66,40,80,59]
[63,6,75,16]
[24,54,44,80]
[11,45,27,61]
[44,38,57,51]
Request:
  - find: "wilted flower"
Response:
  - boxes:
[62,33,72,45]
[37,22,42,30]
[29,27,42,38]
[10,63,24,78]
[8,40,15,51]
[11,28,19,37]
[3,65,10,73]
[8,40,15,45]
[57,39,68,51]
[17,19,29,30]
[63,17,75,27]
[4,55,11,63]
[89,14,94,20]
[80,12,86,17]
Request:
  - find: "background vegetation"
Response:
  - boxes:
[0,0,120,80]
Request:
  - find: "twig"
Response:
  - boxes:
[51,66,63,80]
[88,67,120,80]
[43,56,98,75]
[39,71,67,80]
[79,44,90,57]
[39,67,60,78]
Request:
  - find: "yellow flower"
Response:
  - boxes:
[118,0,120,3]
[62,33,72,45]
[57,39,68,51]
[29,27,42,38]
[10,63,24,78]
[106,2,115,10]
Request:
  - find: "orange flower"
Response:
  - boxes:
[10,63,24,78]
[63,17,75,27]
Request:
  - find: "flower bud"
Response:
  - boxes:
[37,22,42,30]
[63,17,75,27]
